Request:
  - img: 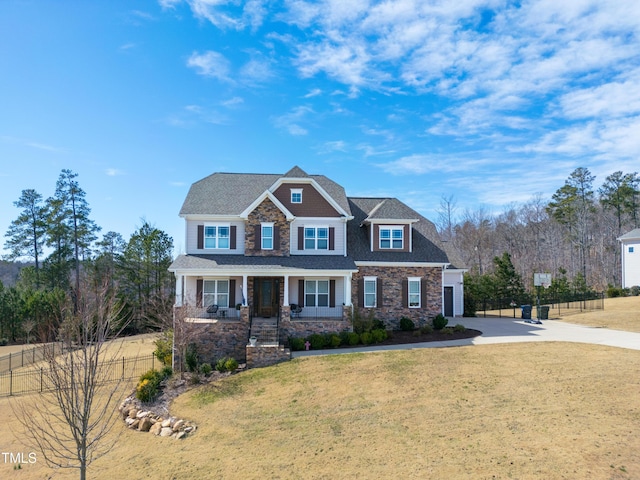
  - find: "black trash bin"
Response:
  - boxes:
[521,305,532,320]
[539,305,550,320]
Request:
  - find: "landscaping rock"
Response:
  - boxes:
[138,417,153,432]
[160,427,173,437]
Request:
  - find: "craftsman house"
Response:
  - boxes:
[169,166,465,366]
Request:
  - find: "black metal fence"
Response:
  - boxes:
[0,353,156,397]
[474,292,605,318]
[0,342,64,373]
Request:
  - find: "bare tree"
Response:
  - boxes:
[172,305,203,377]
[13,280,128,480]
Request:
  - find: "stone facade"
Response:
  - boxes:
[244,198,290,256]
[173,306,250,365]
[246,345,291,368]
[352,266,442,330]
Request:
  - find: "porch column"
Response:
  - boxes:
[242,275,248,306]
[283,275,290,306]
[344,272,352,306]
[175,274,183,306]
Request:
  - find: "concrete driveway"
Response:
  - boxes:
[292,317,640,358]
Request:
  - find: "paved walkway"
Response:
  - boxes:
[292,317,640,358]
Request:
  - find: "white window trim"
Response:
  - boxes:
[204,223,231,250]
[379,225,404,250]
[304,226,329,250]
[261,222,274,250]
[291,188,303,204]
[304,278,330,307]
[408,277,421,308]
[203,279,230,308]
[363,276,377,308]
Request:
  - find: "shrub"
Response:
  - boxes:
[453,324,466,333]
[440,327,454,335]
[199,363,213,375]
[327,333,341,348]
[339,331,351,345]
[224,357,239,371]
[288,337,306,351]
[0,338,8,346]
[420,324,434,335]
[607,286,625,298]
[360,331,373,345]
[136,379,156,402]
[185,343,199,373]
[189,373,201,385]
[432,314,448,330]
[347,332,360,346]
[153,330,173,366]
[371,329,387,343]
[136,369,163,402]
[160,365,173,379]
[308,333,326,350]
[399,317,415,331]
[631,286,640,296]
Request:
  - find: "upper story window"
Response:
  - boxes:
[205,225,230,249]
[630,246,635,253]
[305,227,329,250]
[261,223,274,250]
[380,226,404,249]
[408,277,421,308]
[291,188,303,204]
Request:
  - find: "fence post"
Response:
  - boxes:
[40,368,43,393]
[9,370,12,396]
[22,349,24,368]
[122,357,125,380]
[9,352,11,371]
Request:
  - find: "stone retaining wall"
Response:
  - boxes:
[246,344,291,368]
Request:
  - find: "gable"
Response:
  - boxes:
[272,182,342,217]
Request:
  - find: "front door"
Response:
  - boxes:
[255,278,279,317]
[444,286,454,317]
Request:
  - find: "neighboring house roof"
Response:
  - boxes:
[179,166,351,217]
[169,254,358,272]
[347,197,451,265]
[618,228,640,241]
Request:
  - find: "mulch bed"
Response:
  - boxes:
[375,328,482,345]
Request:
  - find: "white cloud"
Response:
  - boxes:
[105,168,124,176]
[186,50,231,81]
[271,105,314,136]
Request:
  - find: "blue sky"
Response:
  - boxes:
[2,0,639,256]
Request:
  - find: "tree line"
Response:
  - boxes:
[1,169,174,344]
[437,168,640,312]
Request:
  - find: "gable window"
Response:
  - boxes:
[261,223,274,250]
[364,277,377,308]
[408,277,421,308]
[305,227,329,250]
[291,188,303,204]
[203,280,229,308]
[630,246,635,253]
[205,225,230,249]
[380,226,403,249]
[305,280,329,307]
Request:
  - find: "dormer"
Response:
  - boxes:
[360,199,419,253]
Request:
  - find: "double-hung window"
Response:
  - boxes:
[203,280,229,308]
[364,277,377,308]
[261,223,274,250]
[380,226,403,249]
[408,277,421,308]
[204,225,230,249]
[304,227,329,250]
[305,280,329,307]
